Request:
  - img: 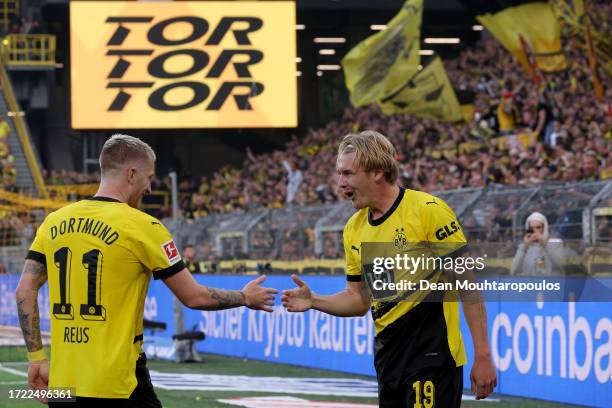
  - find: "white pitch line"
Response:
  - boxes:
[1,362,28,366]
[149,372,378,397]
[0,364,28,378]
[462,395,501,402]
[0,381,26,385]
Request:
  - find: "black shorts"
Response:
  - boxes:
[48,353,162,408]
[378,362,463,408]
[374,299,464,408]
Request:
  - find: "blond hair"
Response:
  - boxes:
[337,130,399,183]
[99,134,155,175]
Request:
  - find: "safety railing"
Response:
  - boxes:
[0,0,18,33]
[1,34,56,67]
[0,62,47,197]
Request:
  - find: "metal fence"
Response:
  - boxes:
[1,181,610,275]
[170,181,611,262]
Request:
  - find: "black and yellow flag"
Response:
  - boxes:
[552,0,611,76]
[476,1,567,72]
[342,0,422,107]
[378,57,463,122]
[584,18,604,101]
[456,89,476,123]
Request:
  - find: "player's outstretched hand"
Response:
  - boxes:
[28,360,49,404]
[281,274,313,312]
[470,355,497,400]
[242,275,278,312]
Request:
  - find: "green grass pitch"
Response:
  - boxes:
[0,347,582,408]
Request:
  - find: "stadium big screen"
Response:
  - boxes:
[70,1,297,128]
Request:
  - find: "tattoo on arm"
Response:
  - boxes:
[16,297,42,351]
[359,281,370,304]
[23,259,48,289]
[16,260,47,352]
[206,288,246,310]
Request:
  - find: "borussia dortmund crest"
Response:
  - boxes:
[393,227,408,250]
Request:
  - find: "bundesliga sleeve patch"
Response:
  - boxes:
[161,240,180,264]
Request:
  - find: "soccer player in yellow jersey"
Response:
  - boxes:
[15,134,277,407]
[282,131,497,407]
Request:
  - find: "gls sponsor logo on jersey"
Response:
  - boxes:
[70,2,297,128]
[435,220,461,240]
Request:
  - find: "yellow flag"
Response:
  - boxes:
[378,57,462,122]
[572,0,584,17]
[552,0,611,76]
[342,0,422,107]
[477,2,567,72]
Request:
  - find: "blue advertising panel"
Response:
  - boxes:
[2,274,610,407]
[144,275,376,375]
[463,301,612,408]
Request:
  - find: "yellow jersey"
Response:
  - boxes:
[343,188,467,368]
[27,196,185,398]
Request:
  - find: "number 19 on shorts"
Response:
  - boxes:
[412,380,434,408]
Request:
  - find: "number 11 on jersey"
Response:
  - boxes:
[52,247,106,321]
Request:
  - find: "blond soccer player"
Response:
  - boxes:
[282,131,497,407]
[16,134,277,407]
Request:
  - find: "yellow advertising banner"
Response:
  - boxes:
[70,1,297,129]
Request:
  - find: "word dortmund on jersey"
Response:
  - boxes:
[26,197,185,398]
[343,188,467,369]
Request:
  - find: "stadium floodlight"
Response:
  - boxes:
[296,24,306,30]
[296,57,302,63]
[296,71,302,77]
[424,37,461,44]
[317,64,341,70]
[314,37,347,43]
[419,50,434,55]
[370,24,387,30]
[473,25,484,31]
[317,71,323,77]
[319,49,336,55]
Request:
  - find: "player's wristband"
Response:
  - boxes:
[27,349,47,362]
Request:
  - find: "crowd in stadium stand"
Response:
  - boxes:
[1,4,610,224]
[43,169,100,185]
[169,40,610,218]
[162,1,609,218]
[17,30,609,220]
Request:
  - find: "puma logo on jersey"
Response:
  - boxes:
[351,245,360,254]
[151,221,161,226]
[425,199,437,205]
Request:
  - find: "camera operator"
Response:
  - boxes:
[511,212,566,275]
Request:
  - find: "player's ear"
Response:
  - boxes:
[373,169,385,183]
[126,166,137,185]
